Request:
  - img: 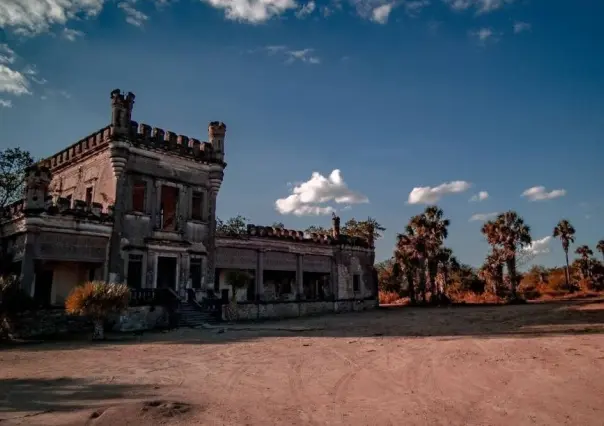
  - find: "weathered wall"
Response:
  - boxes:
[1,310,91,340]
[109,305,169,332]
[335,248,376,300]
[49,148,116,210]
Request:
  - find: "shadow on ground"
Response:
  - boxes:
[2,298,604,351]
[0,378,150,417]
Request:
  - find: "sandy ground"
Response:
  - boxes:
[1,299,604,426]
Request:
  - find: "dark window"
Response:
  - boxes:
[161,185,179,231]
[127,254,143,288]
[65,194,72,207]
[353,274,360,292]
[190,258,202,289]
[191,191,204,220]
[132,180,146,212]
[85,187,93,207]
[88,268,95,282]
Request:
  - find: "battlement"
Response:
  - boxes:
[0,197,114,224]
[44,126,112,172]
[129,121,223,164]
[236,224,371,249]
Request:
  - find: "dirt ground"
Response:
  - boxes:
[1,299,604,426]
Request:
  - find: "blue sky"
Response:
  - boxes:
[0,0,603,268]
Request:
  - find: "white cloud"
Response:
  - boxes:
[275,169,369,216]
[469,27,500,45]
[0,99,12,108]
[443,0,514,14]
[521,186,566,202]
[118,0,149,27]
[513,21,531,34]
[63,27,85,40]
[404,0,430,17]
[203,0,298,24]
[523,236,552,256]
[0,65,31,96]
[258,45,321,64]
[0,44,16,65]
[407,180,472,205]
[295,0,315,18]
[469,191,489,202]
[0,0,105,36]
[370,3,393,24]
[469,212,498,222]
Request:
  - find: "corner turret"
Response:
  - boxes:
[110,89,135,136]
[332,213,341,240]
[208,121,226,161]
[23,164,51,211]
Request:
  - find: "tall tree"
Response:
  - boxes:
[272,222,285,229]
[216,215,249,236]
[394,227,425,304]
[341,217,386,243]
[597,240,604,262]
[0,148,34,209]
[481,211,532,300]
[436,247,459,298]
[575,245,594,280]
[553,219,576,289]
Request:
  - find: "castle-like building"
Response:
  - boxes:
[0,90,377,321]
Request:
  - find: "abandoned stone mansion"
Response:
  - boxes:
[0,89,378,321]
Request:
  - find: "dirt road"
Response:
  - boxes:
[1,299,603,425]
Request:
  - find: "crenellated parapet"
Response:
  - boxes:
[0,197,114,224]
[46,126,112,173]
[234,224,372,249]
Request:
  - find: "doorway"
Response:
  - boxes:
[156,256,177,290]
[34,269,53,307]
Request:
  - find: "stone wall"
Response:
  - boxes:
[109,305,170,332]
[225,299,375,321]
[0,310,91,340]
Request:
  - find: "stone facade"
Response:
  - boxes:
[0,89,378,322]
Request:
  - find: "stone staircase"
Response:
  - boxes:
[179,301,222,328]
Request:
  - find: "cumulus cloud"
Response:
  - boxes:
[0,65,31,96]
[203,0,298,23]
[443,0,515,14]
[0,99,12,108]
[0,44,16,65]
[62,27,85,40]
[295,0,315,17]
[119,0,149,27]
[469,212,498,222]
[470,191,489,202]
[521,186,566,201]
[370,3,394,24]
[408,181,472,205]
[513,21,531,34]
[275,169,368,216]
[522,236,552,256]
[0,0,105,36]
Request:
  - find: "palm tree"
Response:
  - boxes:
[65,281,130,340]
[393,235,417,304]
[480,249,504,295]
[481,211,532,300]
[553,219,576,289]
[575,245,593,280]
[597,240,604,262]
[436,247,458,301]
[395,227,426,304]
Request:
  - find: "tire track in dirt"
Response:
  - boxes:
[286,355,320,425]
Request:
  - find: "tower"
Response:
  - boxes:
[110,89,135,136]
[23,164,51,211]
[332,213,341,240]
[208,121,226,161]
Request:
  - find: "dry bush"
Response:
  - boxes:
[65,281,130,319]
[379,291,401,305]
[447,290,505,304]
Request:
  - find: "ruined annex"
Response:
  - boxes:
[0,89,378,323]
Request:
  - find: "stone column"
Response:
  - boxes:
[205,189,219,290]
[296,254,304,300]
[105,141,130,283]
[146,252,156,288]
[153,180,162,230]
[19,232,37,297]
[256,250,264,301]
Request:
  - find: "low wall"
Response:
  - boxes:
[1,310,91,340]
[226,298,378,321]
[109,306,170,332]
